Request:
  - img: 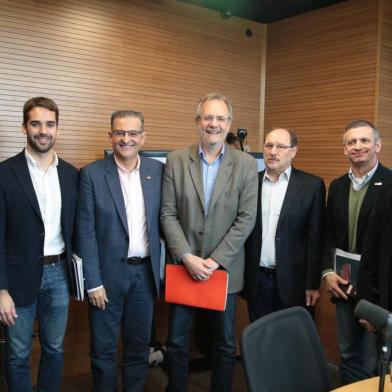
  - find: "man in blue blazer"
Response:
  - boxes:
[0,97,78,391]
[77,110,163,392]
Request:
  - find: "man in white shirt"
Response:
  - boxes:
[322,119,392,384]
[0,97,78,391]
[77,110,163,392]
[243,127,325,320]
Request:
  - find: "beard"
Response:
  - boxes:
[27,134,55,154]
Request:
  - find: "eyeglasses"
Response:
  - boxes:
[264,143,293,151]
[111,130,143,138]
[344,138,373,147]
[200,115,231,123]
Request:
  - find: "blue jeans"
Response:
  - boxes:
[166,293,237,392]
[247,268,285,322]
[336,299,378,385]
[89,262,155,392]
[6,260,70,392]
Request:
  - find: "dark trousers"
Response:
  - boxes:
[247,267,285,322]
[89,262,155,392]
[166,293,237,392]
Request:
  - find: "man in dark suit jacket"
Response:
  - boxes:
[322,120,392,384]
[357,184,392,312]
[77,110,163,392]
[0,97,78,392]
[243,127,325,321]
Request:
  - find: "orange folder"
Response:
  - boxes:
[165,264,228,311]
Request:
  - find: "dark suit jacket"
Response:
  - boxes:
[322,163,392,272]
[243,167,326,307]
[0,150,78,306]
[160,145,258,294]
[357,183,392,310]
[76,155,163,297]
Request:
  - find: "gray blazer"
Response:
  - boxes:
[160,145,258,293]
[76,154,163,297]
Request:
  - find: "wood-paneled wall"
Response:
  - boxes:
[376,0,392,164]
[265,0,392,364]
[0,0,266,168]
[0,0,266,381]
[264,0,379,188]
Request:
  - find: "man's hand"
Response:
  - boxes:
[204,258,220,271]
[88,287,108,310]
[306,289,320,307]
[323,272,348,300]
[182,254,213,281]
[0,290,17,326]
[359,319,376,332]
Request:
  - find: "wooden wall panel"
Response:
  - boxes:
[0,0,266,381]
[376,0,392,167]
[0,0,266,168]
[264,0,382,364]
[264,0,379,189]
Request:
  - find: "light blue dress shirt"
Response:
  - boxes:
[199,144,225,216]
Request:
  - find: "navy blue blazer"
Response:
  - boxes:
[76,155,163,297]
[0,150,78,306]
[243,167,326,307]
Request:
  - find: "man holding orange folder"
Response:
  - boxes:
[161,92,258,392]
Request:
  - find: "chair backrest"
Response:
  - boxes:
[241,306,331,392]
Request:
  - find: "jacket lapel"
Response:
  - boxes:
[57,159,69,232]
[11,150,42,222]
[188,147,206,212]
[139,156,151,230]
[208,148,232,214]
[357,164,387,236]
[258,170,264,232]
[104,156,129,235]
[278,168,303,225]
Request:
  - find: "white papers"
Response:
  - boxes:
[71,253,84,301]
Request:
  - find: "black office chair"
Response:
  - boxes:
[241,306,331,392]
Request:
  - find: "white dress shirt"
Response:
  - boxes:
[260,166,291,268]
[25,149,65,256]
[116,156,149,258]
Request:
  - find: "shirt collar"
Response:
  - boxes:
[198,144,225,163]
[115,154,140,173]
[348,161,378,191]
[264,165,292,183]
[25,149,58,170]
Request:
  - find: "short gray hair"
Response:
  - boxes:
[344,119,380,140]
[195,93,233,121]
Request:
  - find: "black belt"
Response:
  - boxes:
[43,252,66,265]
[126,256,150,265]
[259,266,277,275]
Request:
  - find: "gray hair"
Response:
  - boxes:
[195,92,233,121]
[344,119,380,140]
